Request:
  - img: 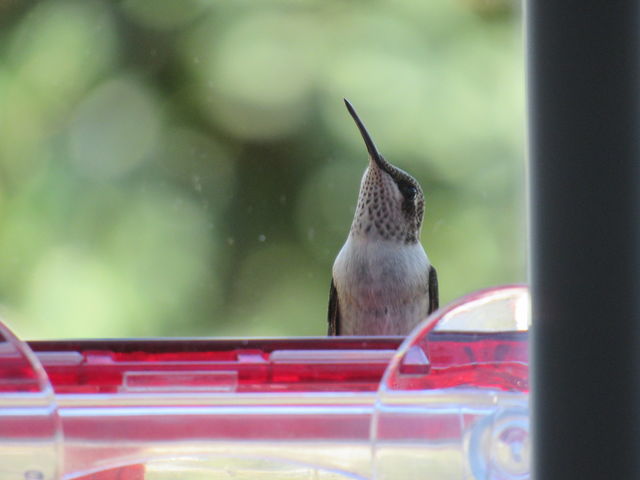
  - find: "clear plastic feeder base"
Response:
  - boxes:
[0,285,529,480]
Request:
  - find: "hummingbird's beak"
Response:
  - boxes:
[344,99,387,171]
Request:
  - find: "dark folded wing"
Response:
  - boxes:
[428,265,439,314]
[327,278,341,336]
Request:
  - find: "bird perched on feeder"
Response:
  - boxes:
[328,99,438,336]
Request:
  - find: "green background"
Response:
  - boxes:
[0,0,525,339]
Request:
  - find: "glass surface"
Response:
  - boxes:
[0,1,524,338]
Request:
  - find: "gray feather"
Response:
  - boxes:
[428,265,439,314]
[327,278,340,336]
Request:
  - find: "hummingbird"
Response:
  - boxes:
[328,99,439,336]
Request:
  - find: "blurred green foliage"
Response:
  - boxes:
[0,0,524,339]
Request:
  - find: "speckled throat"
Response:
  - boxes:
[350,162,423,243]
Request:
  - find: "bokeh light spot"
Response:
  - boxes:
[9,0,116,108]
[183,12,319,140]
[69,77,162,179]
[24,247,125,339]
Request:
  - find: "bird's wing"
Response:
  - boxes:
[327,278,341,336]
[428,265,439,314]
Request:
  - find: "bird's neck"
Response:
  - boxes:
[348,228,419,246]
[349,208,420,243]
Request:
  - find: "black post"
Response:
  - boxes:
[528,1,640,479]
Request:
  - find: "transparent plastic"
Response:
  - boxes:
[1,285,529,480]
[0,319,62,480]
[372,285,529,480]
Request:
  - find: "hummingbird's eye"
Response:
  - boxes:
[398,181,417,200]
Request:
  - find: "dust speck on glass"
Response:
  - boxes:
[0,0,524,338]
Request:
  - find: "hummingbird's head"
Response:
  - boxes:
[344,99,425,244]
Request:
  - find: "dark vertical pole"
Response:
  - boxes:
[528,1,640,479]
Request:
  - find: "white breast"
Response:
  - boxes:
[332,234,431,335]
